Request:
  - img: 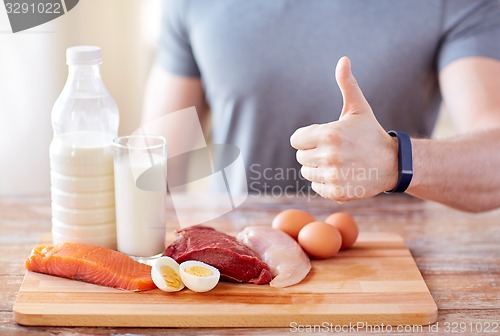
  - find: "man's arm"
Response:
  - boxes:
[290,57,500,212]
[141,65,209,154]
[407,57,500,212]
[142,65,208,130]
[141,66,209,188]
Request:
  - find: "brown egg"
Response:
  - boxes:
[272,209,315,240]
[325,212,359,249]
[297,221,342,259]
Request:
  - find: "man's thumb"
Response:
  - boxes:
[335,56,370,119]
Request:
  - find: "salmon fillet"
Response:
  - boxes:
[25,242,156,291]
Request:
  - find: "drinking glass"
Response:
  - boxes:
[112,135,167,263]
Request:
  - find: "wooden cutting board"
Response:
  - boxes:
[13,232,437,327]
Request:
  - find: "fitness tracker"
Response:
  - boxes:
[385,130,413,193]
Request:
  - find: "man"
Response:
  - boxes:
[143,0,500,212]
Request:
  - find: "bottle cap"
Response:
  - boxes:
[66,46,102,65]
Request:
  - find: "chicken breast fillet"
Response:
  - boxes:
[237,226,311,288]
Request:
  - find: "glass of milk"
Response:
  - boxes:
[112,135,167,262]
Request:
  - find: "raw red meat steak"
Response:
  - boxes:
[163,225,272,285]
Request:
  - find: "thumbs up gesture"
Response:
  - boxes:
[290,57,398,202]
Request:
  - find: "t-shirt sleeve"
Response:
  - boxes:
[155,0,201,77]
[438,0,500,71]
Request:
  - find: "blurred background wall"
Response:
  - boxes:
[0,0,456,196]
[0,0,161,196]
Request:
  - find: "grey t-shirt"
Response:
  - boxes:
[157,0,500,193]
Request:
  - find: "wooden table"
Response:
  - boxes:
[1,194,499,335]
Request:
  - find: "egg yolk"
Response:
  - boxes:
[161,265,182,289]
[184,266,212,277]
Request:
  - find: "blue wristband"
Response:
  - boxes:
[385,130,413,193]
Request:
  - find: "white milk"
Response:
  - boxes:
[113,153,167,257]
[50,131,114,175]
[49,131,116,248]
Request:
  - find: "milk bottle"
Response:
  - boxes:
[49,46,119,248]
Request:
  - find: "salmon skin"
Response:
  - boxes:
[25,242,156,291]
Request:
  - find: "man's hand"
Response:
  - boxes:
[290,56,398,202]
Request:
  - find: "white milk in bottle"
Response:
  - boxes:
[49,46,119,248]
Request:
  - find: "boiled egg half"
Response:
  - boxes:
[151,257,185,292]
[179,260,220,292]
